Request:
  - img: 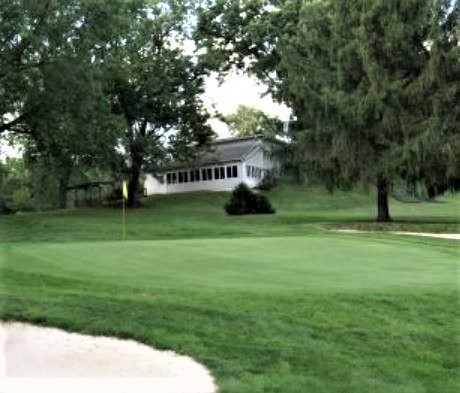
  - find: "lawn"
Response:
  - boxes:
[0,185,459,392]
[1,184,458,243]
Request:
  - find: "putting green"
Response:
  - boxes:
[2,235,457,293]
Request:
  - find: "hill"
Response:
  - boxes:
[0,184,458,243]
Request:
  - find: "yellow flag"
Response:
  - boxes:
[122,181,128,200]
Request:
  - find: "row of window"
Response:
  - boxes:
[166,165,238,184]
[246,165,266,179]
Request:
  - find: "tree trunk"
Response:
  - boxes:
[127,165,140,207]
[127,146,143,207]
[376,176,391,222]
[56,161,72,209]
[58,177,69,209]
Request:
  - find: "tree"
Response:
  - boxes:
[197,0,460,222]
[0,0,127,136]
[398,0,460,198]
[1,1,213,208]
[0,0,134,207]
[224,105,282,137]
[108,0,214,207]
[22,58,121,207]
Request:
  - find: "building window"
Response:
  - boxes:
[202,168,207,181]
[190,170,195,182]
[207,168,213,180]
[226,166,232,178]
[214,167,220,179]
[171,172,177,184]
[232,165,238,178]
[167,173,172,184]
[183,171,188,183]
[251,166,255,178]
[178,172,183,183]
[246,165,251,177]
[194,169,200,181]
[220,167,225,179]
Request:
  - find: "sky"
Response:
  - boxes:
[203,71,291,137]
[0,72,290,160]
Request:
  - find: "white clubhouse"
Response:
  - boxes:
[144,135,280,195]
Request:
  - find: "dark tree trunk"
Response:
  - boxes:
[58,176,69,209]
[56,161,72,209]
[427,185,437,200]
[127,163,141,207]
[127,143,144,207]
[125,121,147,208]
[376,176,391,222]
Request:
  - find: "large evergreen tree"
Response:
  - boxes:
[197,0,459,221]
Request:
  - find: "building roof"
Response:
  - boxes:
[199,135,265,165]
[162,135,282,171]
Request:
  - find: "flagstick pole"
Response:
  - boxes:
[122,197,126,240]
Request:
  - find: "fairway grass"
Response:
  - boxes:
[1,185,459,392]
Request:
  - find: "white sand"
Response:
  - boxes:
[334,229,460,240]
[0,321,216,393]
[392,232,460,240]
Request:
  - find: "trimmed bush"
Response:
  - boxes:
[254,194,275,214]
[225,183,275,215]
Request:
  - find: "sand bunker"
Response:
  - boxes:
[392,231,460,240]
[335,229,460,240]
[0,321,216,393]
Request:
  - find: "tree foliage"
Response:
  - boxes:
[224,105,282,137]
[107,0,214,206]
[0,0,132,206]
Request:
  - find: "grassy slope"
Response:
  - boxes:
[0,185,459,392]
[1,184,459,243]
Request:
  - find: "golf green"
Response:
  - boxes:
[2,235,457,293]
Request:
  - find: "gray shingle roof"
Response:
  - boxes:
[199,135,263,165]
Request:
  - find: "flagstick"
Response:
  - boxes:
[122,197,127,240]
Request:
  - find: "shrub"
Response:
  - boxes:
[225,183,275,215]
[12,188,33,211]
[254,194,275,214]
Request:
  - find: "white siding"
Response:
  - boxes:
[145,162,244,195]
[144,174,164,195]
[242,147,276,188]
[144,142,278,195]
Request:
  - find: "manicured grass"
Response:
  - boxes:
[1,184,458,243]
[0,185,459,392]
